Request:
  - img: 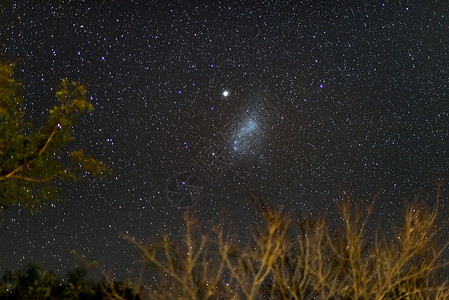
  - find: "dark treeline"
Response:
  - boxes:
[0,263,140,299]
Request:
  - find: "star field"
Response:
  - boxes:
[0,0,448,280]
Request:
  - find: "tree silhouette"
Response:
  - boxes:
[0,264,140,299]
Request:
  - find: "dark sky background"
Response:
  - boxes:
[1,0,449,281]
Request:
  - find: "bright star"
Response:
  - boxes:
[222,90,230,97]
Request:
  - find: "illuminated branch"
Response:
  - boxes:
[0,126,60,181]
[38,126,58,156]
[10,170,65,183]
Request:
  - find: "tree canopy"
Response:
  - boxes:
[0,263,140,299]
[0,62,107,211]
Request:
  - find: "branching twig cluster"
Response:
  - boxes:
[123,187,449,299]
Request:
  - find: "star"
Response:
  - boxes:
[1,0,448,285]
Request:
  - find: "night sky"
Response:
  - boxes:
[1,1,449,280]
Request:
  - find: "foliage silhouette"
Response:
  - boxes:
[0,263,140,299]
